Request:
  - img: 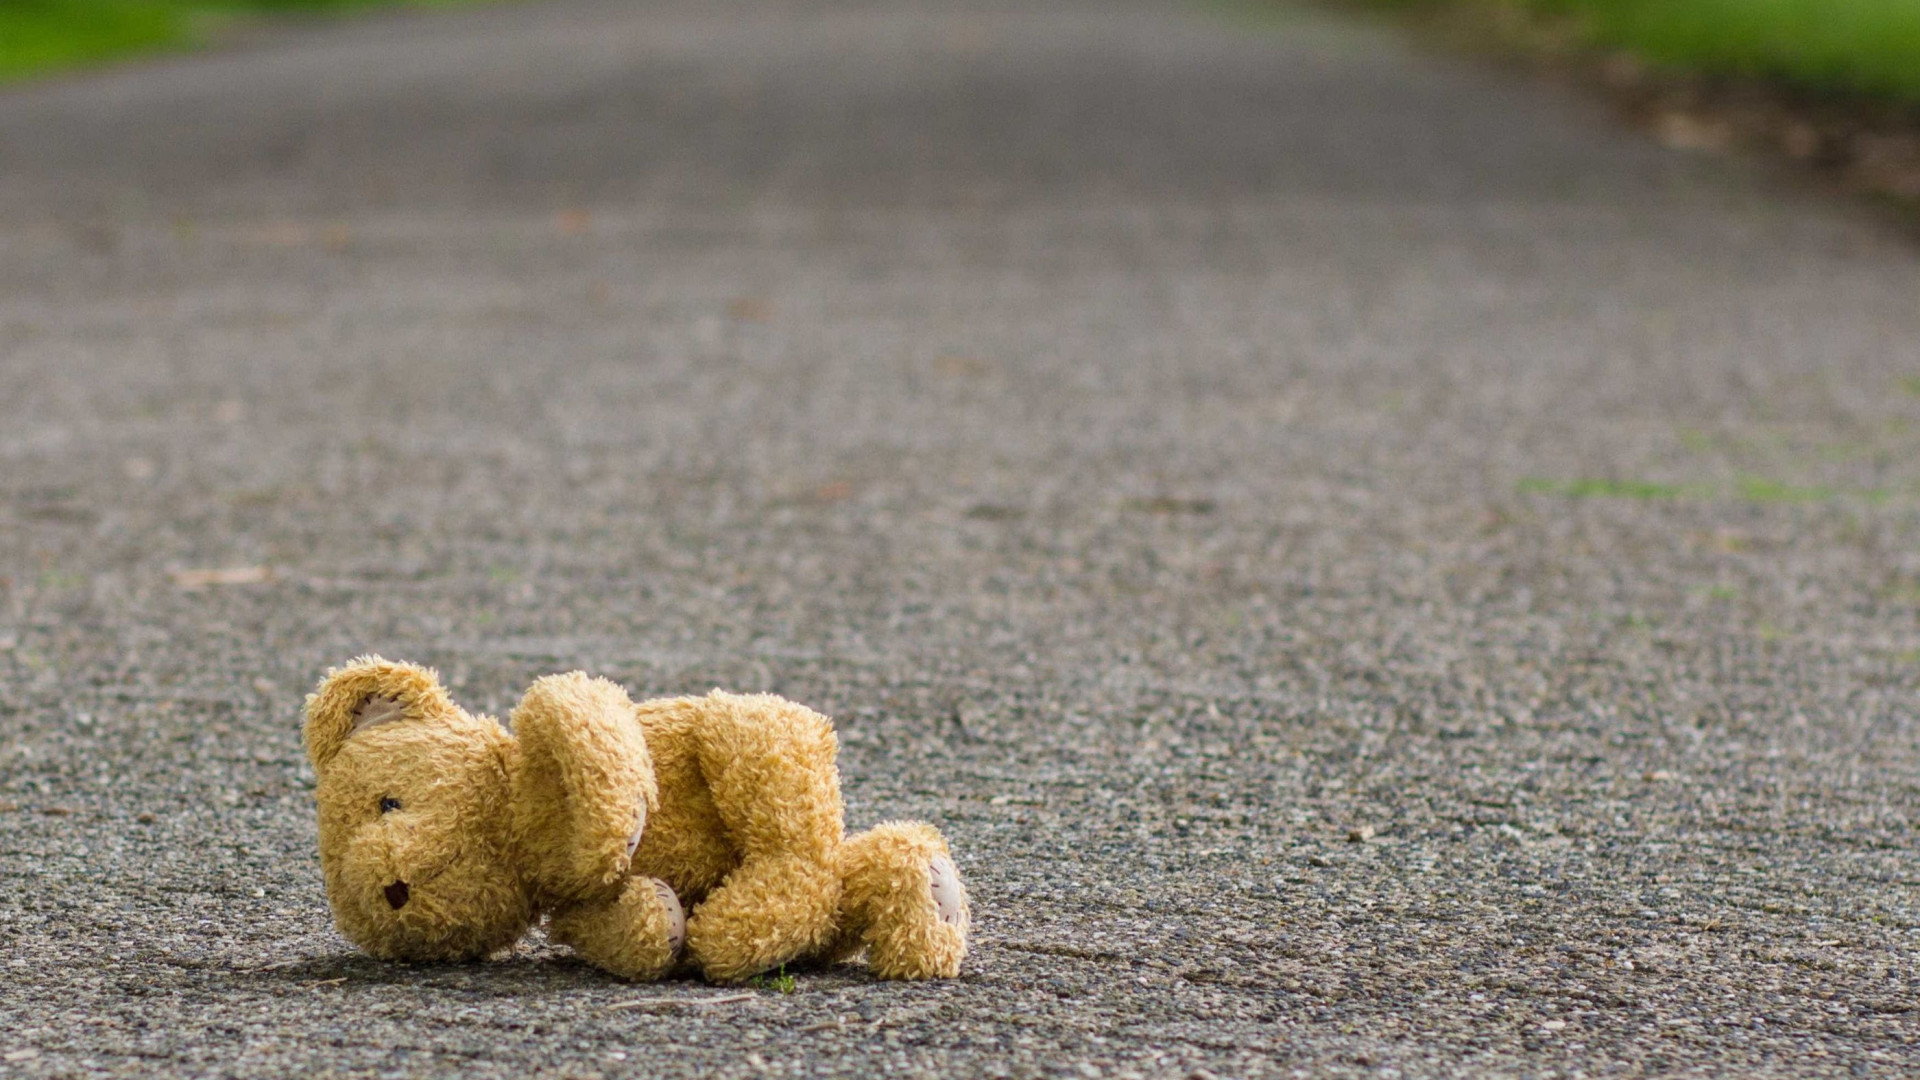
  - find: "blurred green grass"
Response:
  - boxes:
[1365,1,1920,101]
[0,0,484,82]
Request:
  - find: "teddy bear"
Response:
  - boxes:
[301,656,969,982]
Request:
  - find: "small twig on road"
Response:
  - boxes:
[170,566,272,589]
[307,977,348,987]
[242,958,310,972]
[607,992,755,1012]
[795,1018,847,1033]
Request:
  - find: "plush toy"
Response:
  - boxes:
[301,656,969,982]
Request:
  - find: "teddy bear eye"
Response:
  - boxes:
[379,796,402,814]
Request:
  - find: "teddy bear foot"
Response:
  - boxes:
[835,822,969,979]
[549,876,685,981]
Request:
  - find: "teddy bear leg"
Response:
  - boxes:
[547,876,685,981]
[682,690,847,982]
[832,821,968,979]
[683,854,840,982]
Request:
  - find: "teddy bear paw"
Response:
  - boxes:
[929,856,965,927]
[651,878,686,958]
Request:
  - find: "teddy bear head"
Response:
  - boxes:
[303,659,531,961]
[303,658,658,963]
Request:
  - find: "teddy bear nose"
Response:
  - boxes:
[383,881,411,909]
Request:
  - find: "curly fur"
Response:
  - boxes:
[303,656,969,982]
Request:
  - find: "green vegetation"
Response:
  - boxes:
[1536,0,1920,100]
[0,1,484,82]
[752,966,797,994]
[1734,477,1845,504]
[1516,477,1686,499]
[1362,0,1920,103]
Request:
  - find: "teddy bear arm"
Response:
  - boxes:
[510,673,659,904]
[547,876,685,981]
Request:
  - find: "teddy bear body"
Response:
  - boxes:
[303,657,968,982]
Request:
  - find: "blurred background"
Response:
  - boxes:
[8,0,1919,204]
[10,0,1920,101]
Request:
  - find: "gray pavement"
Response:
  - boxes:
[3,0,1920,1076]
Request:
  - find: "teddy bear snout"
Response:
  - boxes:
[384,881,411,909]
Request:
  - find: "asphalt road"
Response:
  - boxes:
[3,1,1919,1076]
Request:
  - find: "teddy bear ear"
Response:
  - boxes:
[509,672,658,904]
[302,655,460,772]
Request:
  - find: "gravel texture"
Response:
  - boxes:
[2,1,1919,1077]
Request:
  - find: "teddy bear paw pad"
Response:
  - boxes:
[651,879,686,956]
[929,856,965,926]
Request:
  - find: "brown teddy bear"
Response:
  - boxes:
[301,656,969,982]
